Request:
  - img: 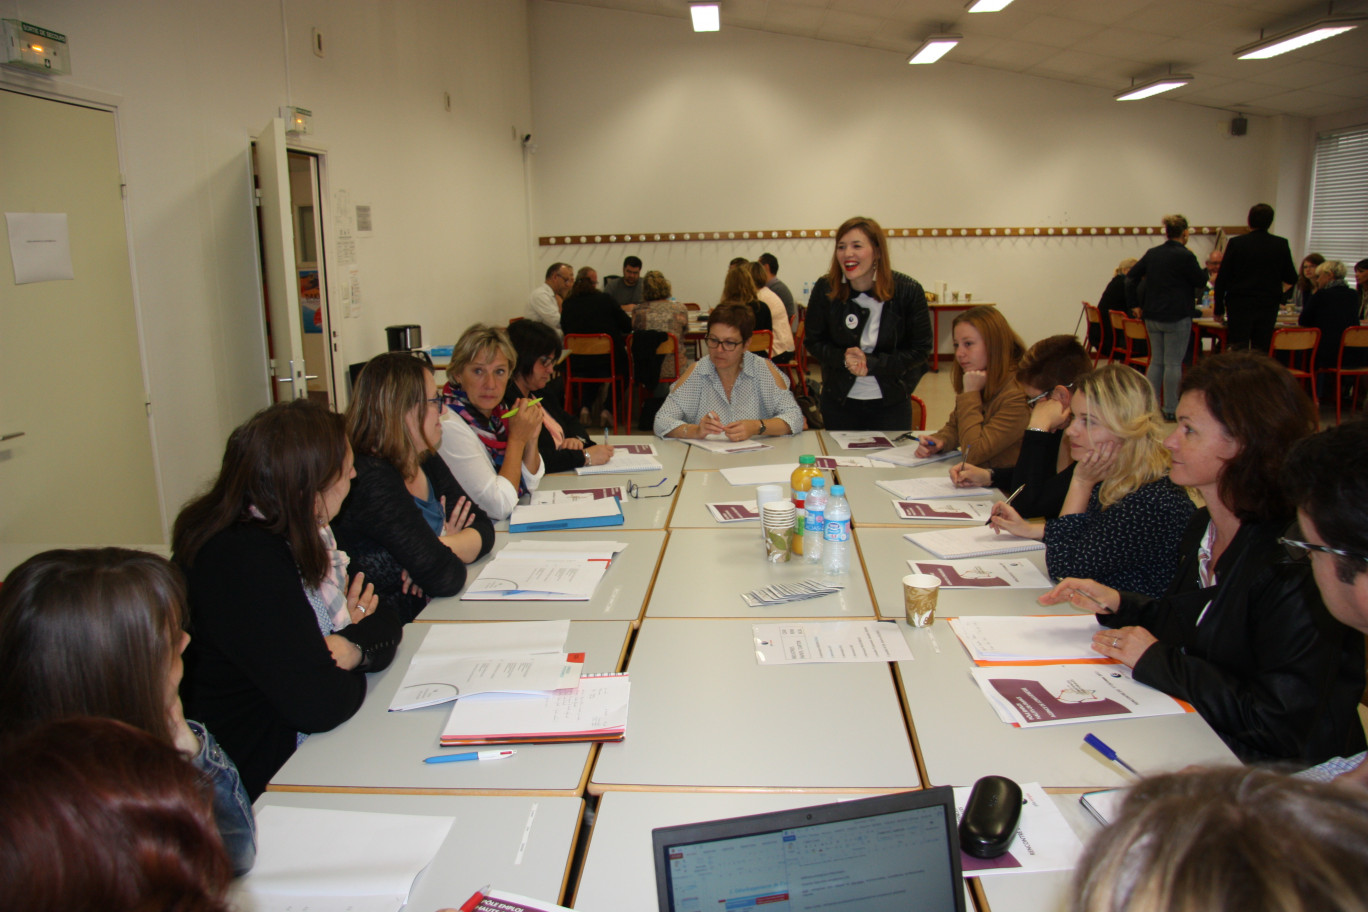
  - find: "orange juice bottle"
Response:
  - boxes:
[790,455,822,556]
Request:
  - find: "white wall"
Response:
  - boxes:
[527,1,1312,343]
[4,0,532,533]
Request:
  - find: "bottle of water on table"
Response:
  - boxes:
[803,477,826,564]
[823,484,851,576]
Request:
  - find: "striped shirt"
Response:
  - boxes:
[653,351,803,437]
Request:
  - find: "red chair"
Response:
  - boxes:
[562,333,619,434]
[1108,311,1127,363]
[1315,326,1368,424]
[909,394,927,431]
[1118,318,1151,371]
[1082,302,1104,365]
[625,331,681,432]
[1270,327,1320,408]
[747,330,774,358]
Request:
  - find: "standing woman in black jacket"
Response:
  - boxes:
[805,216,932,430]
[175,400,401,799]
[332,353,495,622]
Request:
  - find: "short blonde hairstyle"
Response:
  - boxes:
[1316,260,1347,281]
[1073,363,1171,508]
[446,324,516,385]
[1116,258,1138,277]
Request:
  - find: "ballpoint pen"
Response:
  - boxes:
[423,749,517,764]
[959,443,972,470]
[499,397,542,419]
[985,484,1026,525]
[1084,733,1140,777]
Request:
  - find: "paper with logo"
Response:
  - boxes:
[970,665,1191,728]
[508,497,623,532]
[813,455,872,469]
[866,447,961,468]
[439,673,630,745]
[948,615,1115,665]
[877,477,993,500]
[387,621,571,711]
[706,500,760,522]
[905,525,1045,560]
[389,653,584,712]
[461,541,626,600]
[909,558,1053,589]
[529,486,625,503]
[894,499,994,522]
[574,451,663,475]
[954,782,1085,877]
[458,887,573,912]
[613,443,657,455]
[686,437,773,455]
[829,431,895,449]
[752,620,913,665]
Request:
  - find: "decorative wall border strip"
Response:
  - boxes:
[539,226,1234,246]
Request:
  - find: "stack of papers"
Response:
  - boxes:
[508,497,623,532]
[829,432,896,449]
[877,477,993,499]
[388,620,575,711]
[462,541,627,600]
[575,451,663,475]
[686,437,772,455]
[706,500,760,522]
[948,615,1114,666]
[866,447,961,468]
[905,526,1045,559]
[440,673,630,746]
[908,558,1053,589]
[460,888,574,912]
[529,486,624,503]
[970,665,1191,728]
[893,499,994,522]
[741,578,844,608]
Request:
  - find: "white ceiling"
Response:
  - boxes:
[547,0,1368,118]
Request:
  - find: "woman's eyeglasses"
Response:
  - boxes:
[424,395,445,411]
[705,336,742,351]
[628,477,678,499]
[1280,537,1368,565]
[536,356,557,369]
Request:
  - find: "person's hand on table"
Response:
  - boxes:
[344,572,378,625]
[844,347,868,377]
[1089,625,1156,668]
[962,369,988,393]
[1038,577,1121,614]
[950,462,991,487]
[723,420,759,441]
[698,411,725,438]
[1072,440,1118,488]
[583,443,614,466]
[914,436,944,459]
[987,502,1043,539]
[324,633,363,671]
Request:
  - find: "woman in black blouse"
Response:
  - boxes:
[332,353,494,622]
[505,319,615,473]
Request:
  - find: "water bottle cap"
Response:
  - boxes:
[811,477,825,488]
[799,454,815,464]
[831,485,845,495]
[795,491,806,502]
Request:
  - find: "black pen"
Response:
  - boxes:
[986,484,1026,525]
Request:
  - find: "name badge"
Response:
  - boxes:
[845,313,859,329]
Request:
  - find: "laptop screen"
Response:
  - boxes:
[652,788,965,912]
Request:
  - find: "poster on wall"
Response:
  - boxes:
[298,268,322,333]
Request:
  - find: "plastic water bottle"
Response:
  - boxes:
[822,484,852,576]
[803,477,827,564]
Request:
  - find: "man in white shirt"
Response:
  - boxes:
[526,262,573,335]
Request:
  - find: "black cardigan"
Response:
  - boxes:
[988,428,1075,520]
[332,453,495,621]
[805,271,932,404]
[180,523,397,799]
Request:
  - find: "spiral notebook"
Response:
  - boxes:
[905,525,1046,560]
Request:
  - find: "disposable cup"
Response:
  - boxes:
[903,573,941,627]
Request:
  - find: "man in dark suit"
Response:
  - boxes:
[1213,203,1298,352]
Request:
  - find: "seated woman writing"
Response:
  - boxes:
[506,318,615,474]
[333,353,495,622]
[951,334,1093,519]
[653,302,803,441]
[174,399,402,799]
[989,363,1194,598]
[1039,352,1366,766]
[437,323,545,519]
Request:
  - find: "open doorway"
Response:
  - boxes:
[289,151,333,406]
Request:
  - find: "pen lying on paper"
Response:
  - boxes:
[1084,733,1140,776]
[985,483,1027,525]
[423,749,516,765]
[499,397,542,419]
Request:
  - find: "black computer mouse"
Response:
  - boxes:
[958,775,1023,859]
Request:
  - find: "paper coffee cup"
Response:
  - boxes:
[902,573,941,628]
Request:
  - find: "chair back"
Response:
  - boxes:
[909,394,927,431]
[1341,326,1368,363]
[564,333,613,356]
[1270,326,1319,353]
[682,302,701,312]
[1108,311,1127,362]
[747,330,774,356]
[1083,302,1103,364]
[561,333,619,432]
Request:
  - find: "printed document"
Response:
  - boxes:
[971,665,1190,728]
[753,621,914,664]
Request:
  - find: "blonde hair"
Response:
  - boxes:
[1116,258,1138,277]
[446,324,516,385]
[1074,364,1171,508]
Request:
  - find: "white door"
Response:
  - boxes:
[255,118,311,401]
[0,88,163,544]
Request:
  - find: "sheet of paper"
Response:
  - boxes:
[234,806,453,912]
[1079,788,1127,827]
[753,621,913,664]
[498,540,627,560]
[970,665,1190,728]
[462,558,610,600]
[390,653,584,712]
[529,486,624,503]
[905,525,1046,559]
[876,477,992,500]
[720,462,800,486]
[508,498,621,527]
[685,437,773,455]
[829,431,896,449]
[814,455,872,469]
[948,615,1115,665]
[908,558,1053,589]
[440,674,630,744]
[465,889,574,912]
[866,447,961,468]
[955,782,1085,877]
[6,212,74,283]
[706,500,760,522]
[613,443,657,455]
[574,452,663,474]
[894,500,994,522]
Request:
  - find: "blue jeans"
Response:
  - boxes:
[1145,318,1190,412]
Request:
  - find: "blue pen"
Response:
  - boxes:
[1084,733,1140,776]
[423,749,516,764]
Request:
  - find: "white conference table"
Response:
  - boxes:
[267,620,632,796]
[645,528,875,619]
[244,792,584,909]
[588,618,920,794]
[894,619,1238,789]
[680,429,826,471]
[830,461,987,527]
[855,526,1060,619]
[668,467,766,529]
[421,530,665,623]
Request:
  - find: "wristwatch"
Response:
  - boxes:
[758,419,767,436]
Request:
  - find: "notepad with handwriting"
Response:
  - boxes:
[574,452,663,475]
[439,673,630,746]
[905,525,1045,560]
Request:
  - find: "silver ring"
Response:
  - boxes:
[1112,637,1119,647]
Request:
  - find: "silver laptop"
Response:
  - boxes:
[652,788,966,911]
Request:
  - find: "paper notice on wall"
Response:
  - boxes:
[6,212,74,284]
[336,233,356,265]
[347,264,362,318]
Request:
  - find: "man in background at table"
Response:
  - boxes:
[1198,247,1222,315]
[1213,203,1297,352]
[604,256,644,309]
[759,252,795,319]
[1286,419,1368,786]
[527,262,573,338]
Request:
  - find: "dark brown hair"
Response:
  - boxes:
[346,352,433,480]
[824,216,895,304]
[0,548,184,741]
[1179,351,1317,522]
[707,302,756,342]
[1286,419,1368,585]
[1017,335,1093,393]
[174,399,348,586]
[949,306,1027,398]
[1297,252,1325,298]
[0,717,232,911]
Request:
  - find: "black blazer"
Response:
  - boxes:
[1214,230,1297,314]
[805,271,932,403]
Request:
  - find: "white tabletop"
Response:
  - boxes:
[421,530,665,623]
[267,620,632,795]
[668,467,764,529]
[532,472,676,531]
[680,429,826,471]
[894,619,1237,788]
[589,618,920,793]
[246,792,583,910]
[855,526,1060,619]
[645,528,876,619]
[836,463,1001,529]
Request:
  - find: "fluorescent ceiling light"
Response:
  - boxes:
[690,2,720,32]
[1114,74,1193,101]
[908,35,961,65]
[967,0,1015,11]
[1235,17,1363,59]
